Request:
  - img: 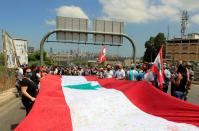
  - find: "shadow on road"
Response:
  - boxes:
[20,106,25,110]
[11,123,18,130]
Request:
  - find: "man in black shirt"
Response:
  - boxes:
[20,68,38,115]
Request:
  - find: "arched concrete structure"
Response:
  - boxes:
[40,29,136,65]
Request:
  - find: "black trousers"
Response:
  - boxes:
[22,101,34,115]
[163,84,169,93]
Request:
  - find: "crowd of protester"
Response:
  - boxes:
[15,60,194,114]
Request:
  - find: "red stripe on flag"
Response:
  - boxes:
[15,75,73,131]
[85,76,199,127]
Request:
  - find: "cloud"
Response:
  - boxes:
[45,5,88,26]
[99,0,199,23]
[99,0,179,23]
[45,20,56,25]
[191,14,199,25]
[162,0,199,11]
[166,0,199,26]
[55,5,88,19]
[162,0,199,25]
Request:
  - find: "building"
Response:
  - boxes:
[28,47,35,53]
[166,33,199,63]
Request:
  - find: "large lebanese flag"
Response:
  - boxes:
[15,75,199,131]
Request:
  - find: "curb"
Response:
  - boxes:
[193,81,199,85]
[0,88,18,107]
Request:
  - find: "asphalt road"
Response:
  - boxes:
[186,84,199,105]
[0,84,198,131]
[0,98,25,131]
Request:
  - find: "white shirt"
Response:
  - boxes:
[144,71,154,82]
[104,70,114,78]
[115,69,125,79]
[16,68,24,81]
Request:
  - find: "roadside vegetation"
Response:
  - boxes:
[0,53,15,92]
[0,50,52,92]
[0,66,16,92]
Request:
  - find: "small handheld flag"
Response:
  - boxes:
[97,46,106,64]
[151,46,164,89]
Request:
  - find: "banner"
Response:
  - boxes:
[2,31,18,68]
[15,75,199,130]
[13,39,28,65]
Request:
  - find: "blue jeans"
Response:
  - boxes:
[173,91,185,100]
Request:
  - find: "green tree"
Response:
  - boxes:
[154,33,166,48]
[28,50,52,65]
[143,32,166,62]
[28,50,47,61]
[154,33,166,59]
[28,53,36,61]
[0,53,4,61]
[0,53,4,66]
[145,37,154,48]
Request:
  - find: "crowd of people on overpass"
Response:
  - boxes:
[15,61,194,115]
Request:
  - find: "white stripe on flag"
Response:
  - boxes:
[61,76,198,131]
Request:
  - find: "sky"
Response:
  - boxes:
[1,0,199,58]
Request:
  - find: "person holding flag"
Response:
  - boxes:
[151,46,164,89]
[97,46,106,64]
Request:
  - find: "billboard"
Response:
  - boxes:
[2,31,28,68]
[2,31,18,68]
[13,39,28,65]
[56,16,88,42]
[93,20,124,44]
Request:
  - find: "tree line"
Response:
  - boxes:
[143,32,166,62]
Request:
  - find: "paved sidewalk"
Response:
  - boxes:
[0,88,18,107]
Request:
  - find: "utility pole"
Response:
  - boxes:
[165,25,170,60]
[167,25,170,41]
